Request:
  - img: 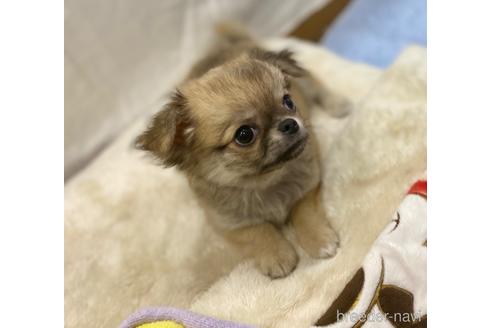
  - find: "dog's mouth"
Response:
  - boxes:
[260,136,308,174]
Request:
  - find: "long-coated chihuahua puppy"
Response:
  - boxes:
[136,25,339,278]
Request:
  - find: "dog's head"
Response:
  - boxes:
[136,49,309,187]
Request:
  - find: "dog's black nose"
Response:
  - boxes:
[278,118,299,135]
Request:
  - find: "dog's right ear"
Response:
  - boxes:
[135,91,193,167]
[250,48,306,78]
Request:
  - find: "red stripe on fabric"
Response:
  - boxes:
[408,180,427,198]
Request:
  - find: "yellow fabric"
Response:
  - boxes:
[137,320,185,328]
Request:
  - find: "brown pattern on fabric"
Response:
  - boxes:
[315,206,427,327]
[351,259,385,328]
[389,212,401,233]
[315,261,426,327]
[315,259,385,327]
[314,268,365,326]
[378,285,427,327]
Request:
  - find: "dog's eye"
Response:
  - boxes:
[234,126,256,146]
[282,94,295,111]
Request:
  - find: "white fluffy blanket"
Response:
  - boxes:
[64,39,426,328]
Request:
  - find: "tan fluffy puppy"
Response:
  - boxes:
[136,28,339,278]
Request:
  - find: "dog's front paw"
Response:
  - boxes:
[298,222,340,259]
[255,240,299,279]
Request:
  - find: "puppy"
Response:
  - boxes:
[136,26,340,278]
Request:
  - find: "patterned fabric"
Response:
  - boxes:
[315,180,427,327]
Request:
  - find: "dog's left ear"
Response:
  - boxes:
[251,48,306,77]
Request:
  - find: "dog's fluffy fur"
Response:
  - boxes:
[136,26,339,278]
